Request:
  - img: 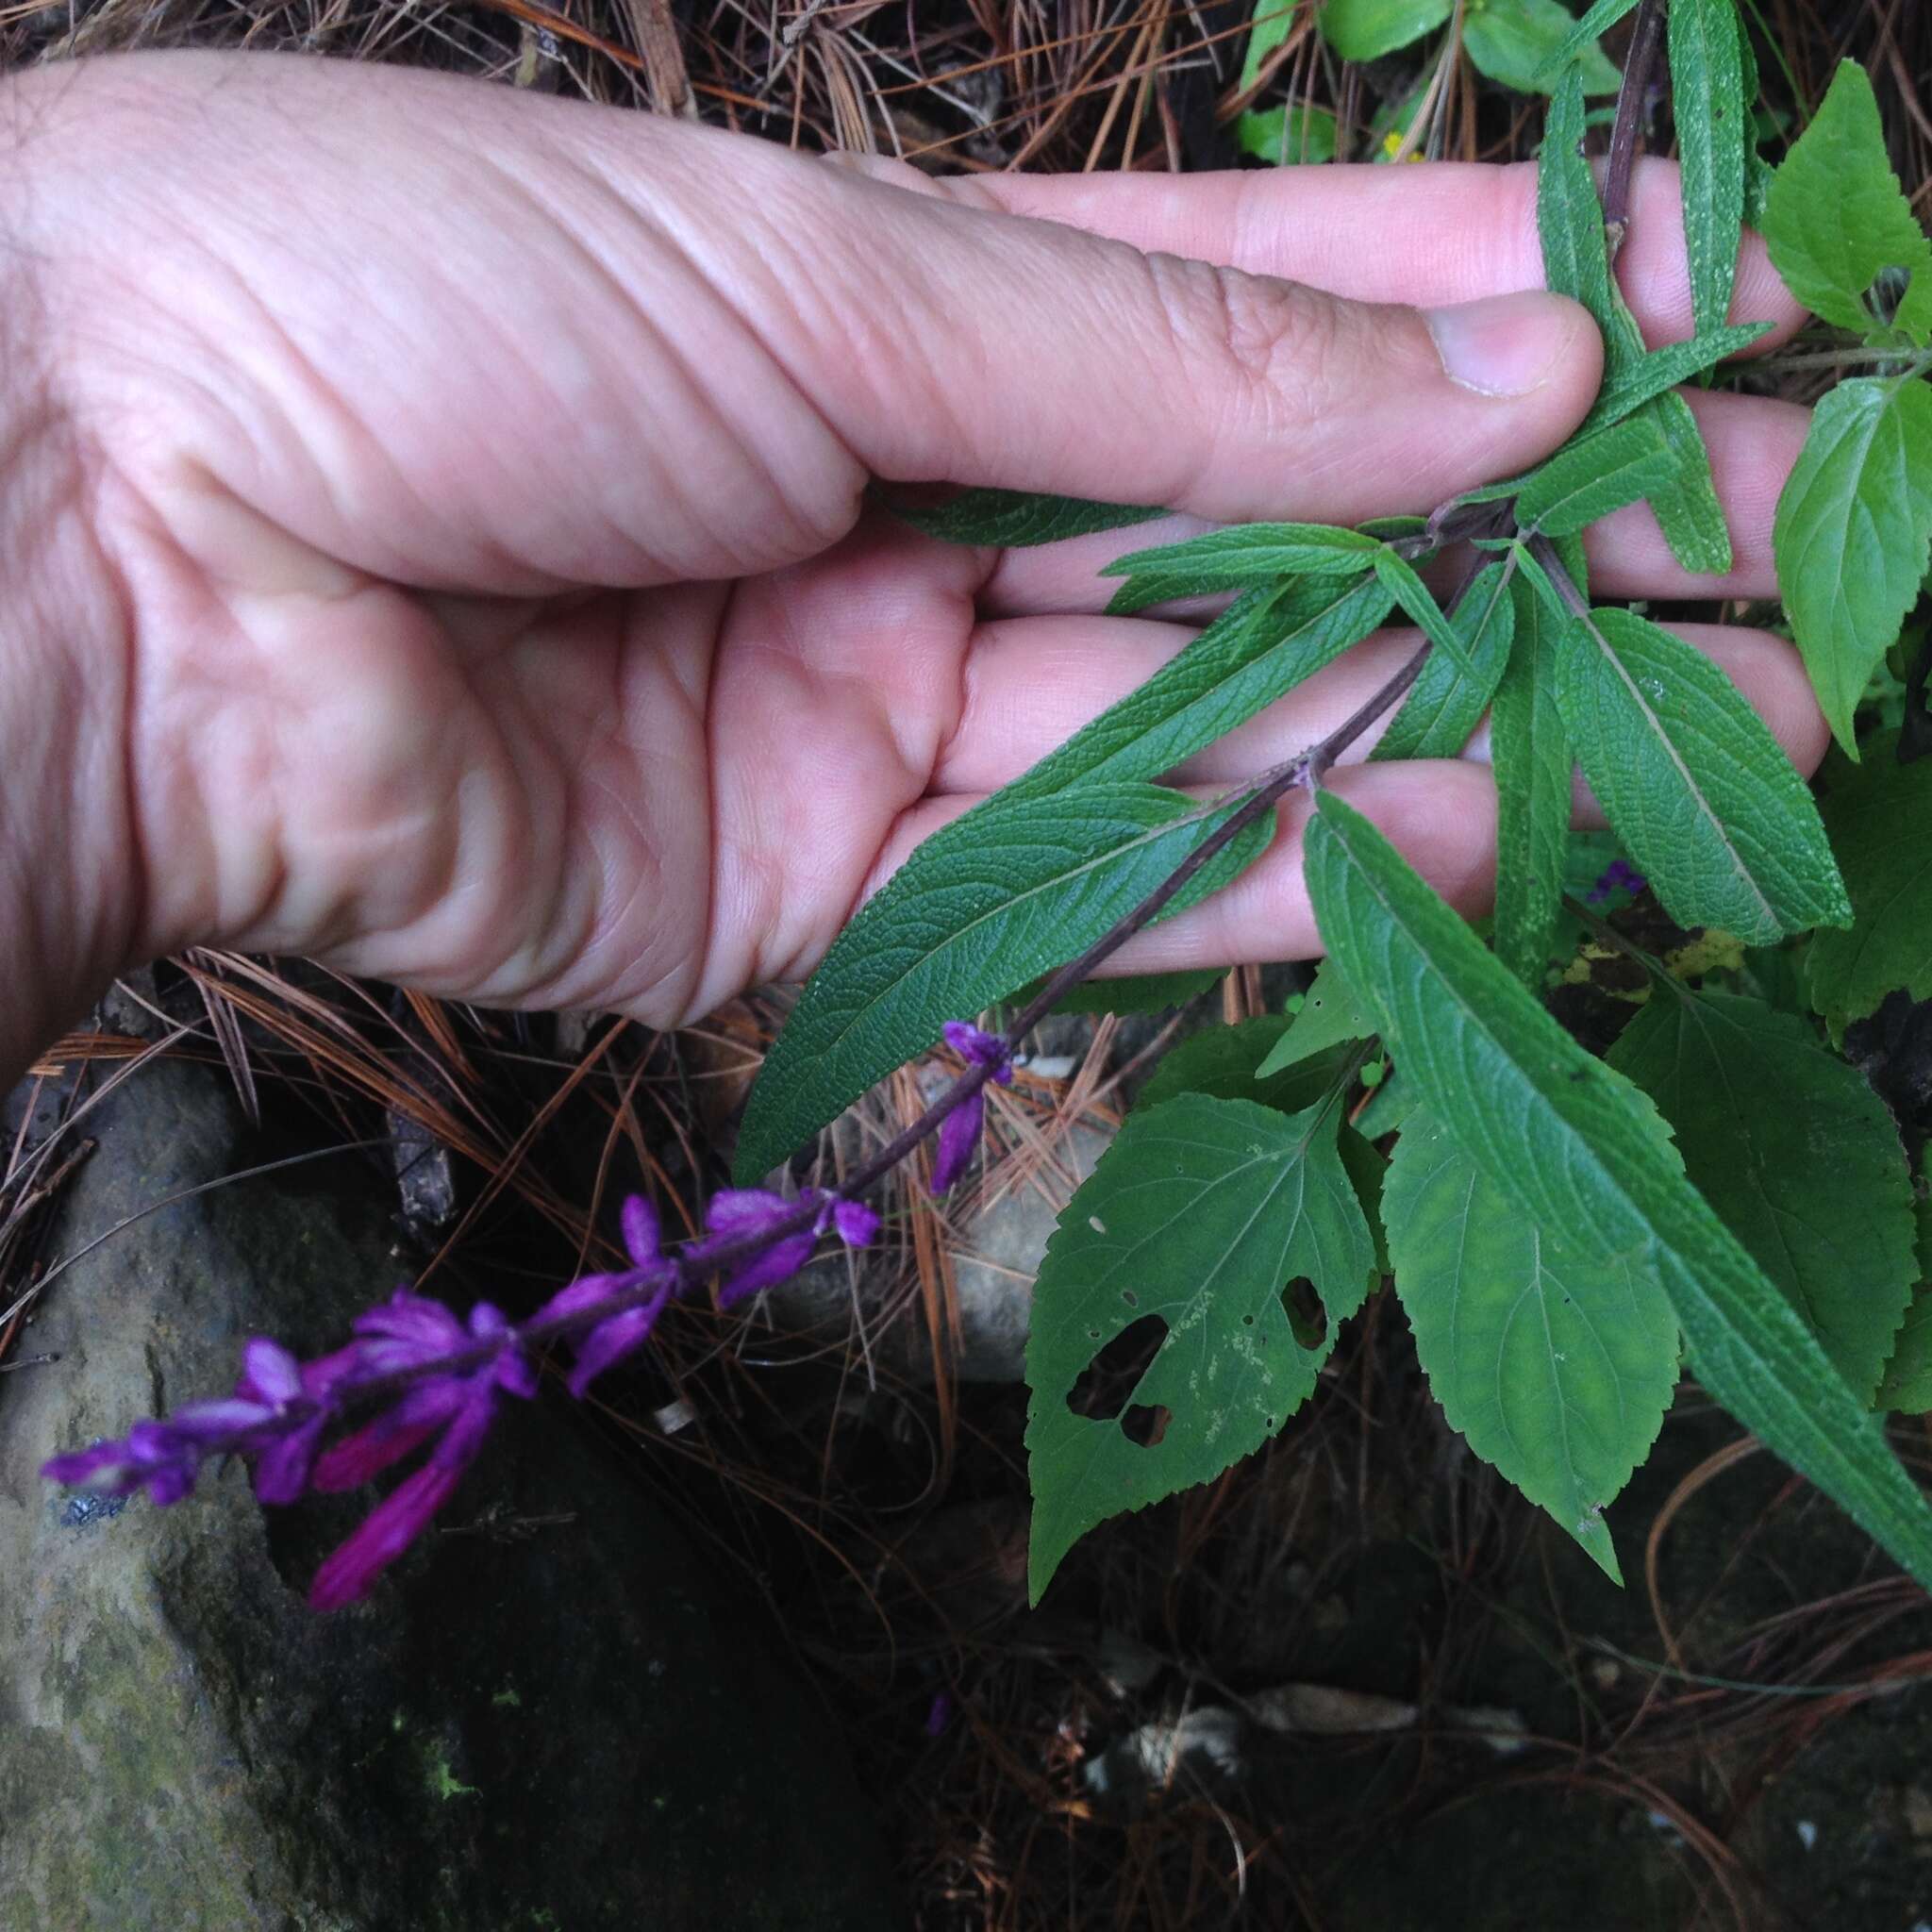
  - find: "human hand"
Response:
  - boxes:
[0,51,1819,1083]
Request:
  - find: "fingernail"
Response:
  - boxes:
[1426,291,1583,398]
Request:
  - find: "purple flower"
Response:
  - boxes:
[1587,858,1648,906]
[930,1022,1014,1195]
[530,1194,677,1398]
[693,1186,880,1308]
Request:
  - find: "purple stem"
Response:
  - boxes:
[1602,0,1667,256]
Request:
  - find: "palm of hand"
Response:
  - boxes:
[18,53,1823,1039]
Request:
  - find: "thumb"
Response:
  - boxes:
[780,152,1604,527]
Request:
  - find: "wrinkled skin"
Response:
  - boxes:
[0,52,1822,1089]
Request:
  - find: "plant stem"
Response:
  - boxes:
[1602,0,1667,256]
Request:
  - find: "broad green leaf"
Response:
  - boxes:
[1303,789,1932,1593]
[1878,1182,1932,1413]
[1582,324,1772,431]
[1552,606,1850,942]
[1762,61,1932,344]
[1138,1022,1359,1116]
[1043,970,1224,1016]
[1774,377,1932,756]
[1374,561,1516,761]
[1239,106,1341,166]
[1102,523,1382,612]
[1374,551,1475,673]
[733,787,1270,1179]
[1536,0,1641,82]
[1515,415,1682,535]
[1025,1092,1375,1598]
[1355,1069,1419,1138]
[1317,0,1451,62]
[1610,988,1915,1401]
[891,489,1167,547]
[1669,0,1749,336]
[1464,0,1621,96]
[1387,1111,1677,1579]
[1805,731,1932,1041]
[1340,1125,1392,1274]
[1008,574,1394,803]
[1256,959,1376,1077]
[1491,573,1574,985]
[1639,391,1734,575]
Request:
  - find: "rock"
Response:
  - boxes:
[0,1057,903,1931]
[768,1119,1114,1386]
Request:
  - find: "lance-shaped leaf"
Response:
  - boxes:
[1582,324,1771,432]
[1256,959,1376,1077]
[1552,606,1850,943]
[1515,415,1682,535]
[1303,789,1932,1593]
[1102,523,1382,613]
[1490,573,1574,986]
[1025,1092,1375,1599]
[1669,0,1749,337]
[1537,0,1641,83]
[1640,391,1734,576]
[1806,731,1932,1042]
[733,786,1270,1179]
[1774,376,1932,757]
[1387,1111,1677,1580]
[891,489,1166,547]
[1374,560,1517,762]
[1610,987,1916,1402]
[1008,573,1394,804]
[1373,550,1475,673]
[1762,60,1932,345]
[1540,68,1641,377]
[1039,969,1225,1017]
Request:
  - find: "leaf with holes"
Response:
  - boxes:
[1610,987,1915,1402]
[1256,961,1376,1077]
[1774,376,1932,757]
[1805,732,1932,1042]
[1025,1091,1376,1600]
[734,786,1270,1180]
[1373,560,1517,762]
[890,489,1167,547]
[1303,787,1932,1593]
[1386,1111,1677,1580]
[1552,606,1849,943]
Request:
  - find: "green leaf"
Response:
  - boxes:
[1239,105,1341,165]
[1387,1111,1677,1579]
[1241,0,1298,87]
[1762,60,1932,345]
[1025,1092,1375,1599]
[1303,787,1932,1594]
[1256,960,1376,1077]
[1609,987,1916,1401]
[1374,561,1516,761]
[1514,415,1683,535]
[1464,0,1621,97]
[1535,0,1641,83]
[1374,550,1475,673]
[1317,0,1452,62]
[1805,731,1932,1042]
[1774,376,1932,757]
[1540,68,1641,376]
[1033,969,1225,1017]
[1639,391,1734,575]
[1102,523,1383,612]
[1008,575,1395,803]
[1137,1022,1359,1116]
[1878,1182,1932,1413]
[889,489,1167,547]
[1582,324,1772,431]
[1354,1069,1420,1138]
[1491,572,1574,985]
[1552,606,1850,943]
[1668,0,1749,336]
[733,786,1270,1180]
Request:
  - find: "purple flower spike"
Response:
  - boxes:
[568,1279,676,1399]
[930,1091,985,1196]
[620,1194,661,1269]
[943,1021,1015,1082]
[830,1199,880,1249]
